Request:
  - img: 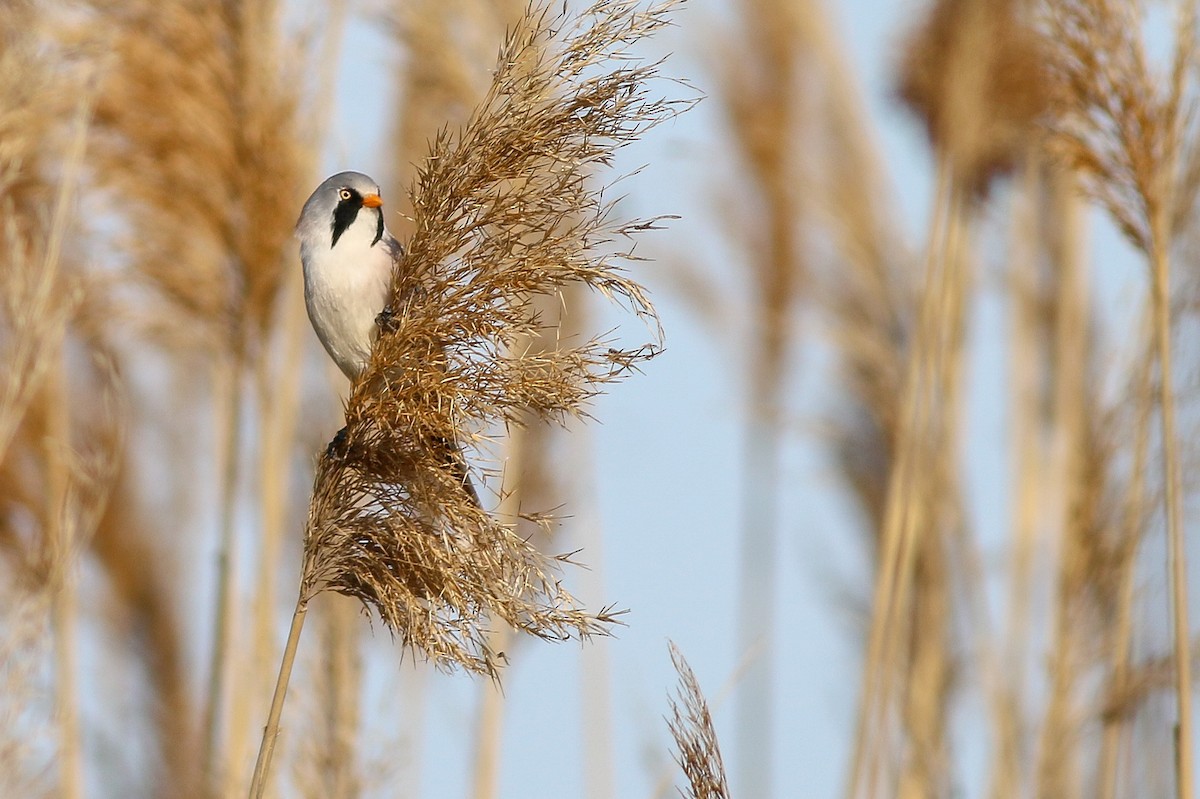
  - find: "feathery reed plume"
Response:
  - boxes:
[1039,2,1199,795]
[716,1,804,793]
[667,643,731,799]
[83,0,307,792]
[249,2,690,794]
[986,159,1092,799]
[312,0,680,676]
[386,0,528,235]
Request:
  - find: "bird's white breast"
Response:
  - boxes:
[300,215,393,379]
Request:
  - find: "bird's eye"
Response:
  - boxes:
[338,188,352,201]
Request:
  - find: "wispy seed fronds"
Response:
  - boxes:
[667,643,730,799]
[301,0,689,677]
[1039,0,1198,250]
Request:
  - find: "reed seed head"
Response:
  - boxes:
[299,0,690,677]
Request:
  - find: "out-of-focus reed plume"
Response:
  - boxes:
[249,2,690,794]
[85,0,303,353]
[1039,3,1199,796]
[717,1,804,793]
[667,643,731,799]
[899,0,1053,196]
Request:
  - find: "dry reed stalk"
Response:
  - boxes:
[845,159,948,799]
[471,632,508,799]
[667,643,731,799]
[207,355,243,796]
[1032,166,1093,799]
[717,2,805,793]
[890,179,971,799]
[83,0,307,792]
[1034,357,1139,799]
[1039,2,1200,795]
[990,154,1045,799]
[249,2,689,794]
[986,157,1091,798]
[1098,326,1155,799]
[45,351,80,799]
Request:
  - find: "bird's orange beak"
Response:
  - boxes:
[362,193,383,208]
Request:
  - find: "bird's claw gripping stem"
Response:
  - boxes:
[375,305,399,334]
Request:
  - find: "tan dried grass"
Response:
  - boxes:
[668,643,731,799]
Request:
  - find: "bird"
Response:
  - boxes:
[295,170,398,380]
[296,171,479,504]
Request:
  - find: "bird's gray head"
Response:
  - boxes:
[296,171,387,250]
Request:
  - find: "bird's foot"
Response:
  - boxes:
[326,426,350,460]
[375,305,399,334]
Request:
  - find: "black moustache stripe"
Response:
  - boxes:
[372,211,383,246]
[330,191,362,248]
